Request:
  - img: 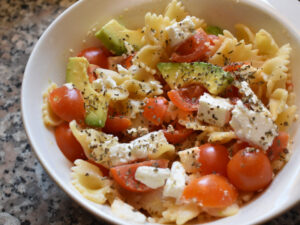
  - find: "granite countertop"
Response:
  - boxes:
[0,0,299,224]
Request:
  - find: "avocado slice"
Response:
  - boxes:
[205,25,223,36]
[66,57,109,127]
[157,62,233,95]
[95,19,144,55]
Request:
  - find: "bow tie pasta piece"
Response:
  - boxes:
[111,199,146,223]
[262,44,291,98]
[164,0,205,28]
[207,131,237,144]
[143,13,174,47]
[71,159,115,204]
[124,189,170,218]
[269,88,288,121]
[158,201,202,225]
[254,29,279,57]
[275,105,297,132]
[262,44,290,76]
[235,24,255,44]
[69,121,175,168]
[121,79,163,98]
[132,45,168,74]
[209,30,262,66]
[164,0,188,21]
[204,203,239,217]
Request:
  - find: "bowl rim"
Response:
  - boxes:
[21,0,300,224]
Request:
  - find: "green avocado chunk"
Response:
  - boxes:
[157,62,233,95]
[205,25,223,36]
[66,57,108,127]
[95,19,144,55]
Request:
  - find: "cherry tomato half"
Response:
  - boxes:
[231,140,250,156]
[170,29,210,62]
[87,64,100,83]
[77,47,111,68]
[49,86,85,122]
[55,123,86,162]
[122,54,135,69]
[267,132,289,161]
[143,97,168,125]
[227,149,273,191]
[198,144,230,176]
[103,115,132,134]
[167,85,205,112]
[110,159,169,192]
[163,124,193,144]
[182,174,238,208]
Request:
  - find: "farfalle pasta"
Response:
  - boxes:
[42,0,297,224]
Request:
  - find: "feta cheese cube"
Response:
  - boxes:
[178,147,200,173]
[166,16,195,47]
[197,93,233,127]
[163,162,187,200]
[230,100,278,150]
[135,166,170,189]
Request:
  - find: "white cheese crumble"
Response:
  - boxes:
[166,16,195,47]
[197,93,233,127]
[163,162,186,200]
[135,166,170,189]
[230,100,278,150]
[111,199,146,223]
[63,83,74,90]
[178,147,200,173]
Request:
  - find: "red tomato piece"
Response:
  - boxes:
[286,82,294,91]
[167,85,205,112]
[49,86,85,122]
[77,47,111,68]
[143,97,168,125]
[122,54,135,69]
[198,144,230,176]
[87,64,100,83]
[87,159,109,177]
[110,159,169,192]
[163,125,193,144]
[103,115,132,134]
[182,174,238,208]
[231,140,250,156]
[227,149,273,191]
[223,85,240,99]
[223,63,243,72]
[267,132,289,161]
[55,123,86,162]
[207,34,219,45]
[170,29,210,62]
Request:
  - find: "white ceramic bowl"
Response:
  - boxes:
[22,0,300,224]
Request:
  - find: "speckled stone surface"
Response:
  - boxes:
[0,0,299,225]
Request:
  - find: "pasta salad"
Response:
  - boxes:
[42,0,297,224]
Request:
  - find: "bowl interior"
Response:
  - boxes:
[22,0,300,224]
